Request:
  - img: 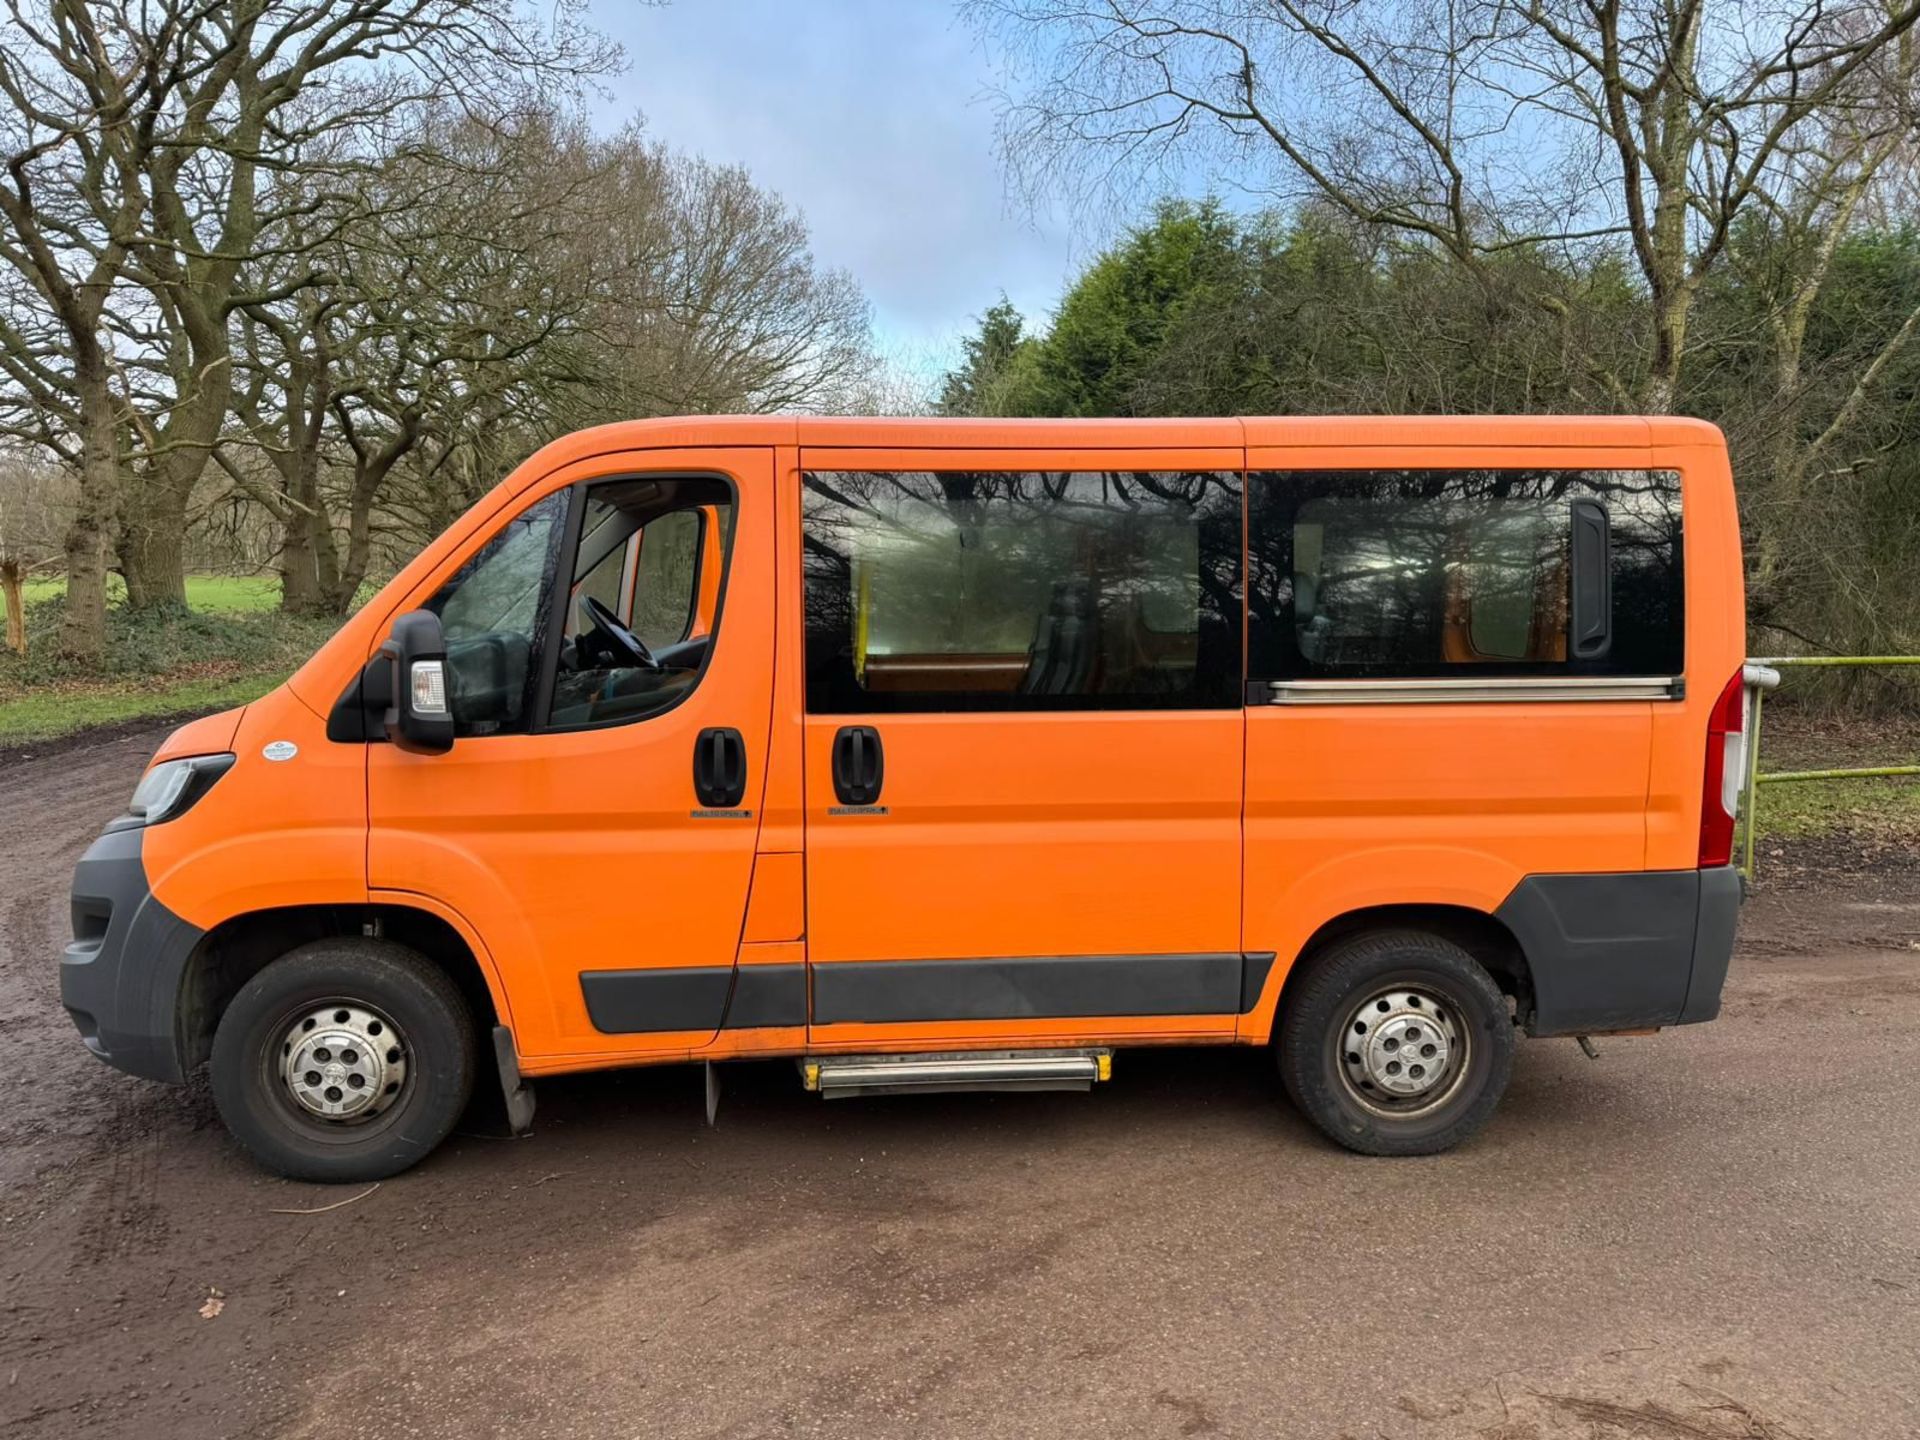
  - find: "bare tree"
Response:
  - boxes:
[224,108,603,613]
[0,0,616,656]
[552,132,875,424]
[216,112,877,604]
[969,0,1920,412]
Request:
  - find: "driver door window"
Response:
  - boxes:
[549,477,732,730]
[424,478,732,738]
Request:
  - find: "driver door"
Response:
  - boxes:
[368,448,776,1066]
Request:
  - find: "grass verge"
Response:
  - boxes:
[0,673,291,746]
[1746,703,1920,864]
[0,583,341,747]
[1750,774,1920,840]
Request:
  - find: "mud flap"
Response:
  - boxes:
[492,1025,537,1136]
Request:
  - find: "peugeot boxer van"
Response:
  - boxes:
[62,416,1746,1181]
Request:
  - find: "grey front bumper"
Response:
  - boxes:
[61,825,205,1083]
[1497,866,1743,1036]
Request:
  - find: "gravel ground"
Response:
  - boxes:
[3,725,1917,1439]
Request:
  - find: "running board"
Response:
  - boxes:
[802,1049,1113,1099]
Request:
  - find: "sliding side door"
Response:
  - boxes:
[797,445,1254,1050]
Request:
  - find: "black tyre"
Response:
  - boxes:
[210,939,476,1183]
[1278,929,1515,1156]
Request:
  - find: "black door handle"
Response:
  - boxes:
[831,725,884,806]
[694,727,747,808]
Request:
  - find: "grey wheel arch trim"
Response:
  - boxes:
[1495,867,1741,1036]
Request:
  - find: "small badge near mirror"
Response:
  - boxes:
[263,740,298,762]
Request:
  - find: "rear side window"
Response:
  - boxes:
[1249,470,1683,679]
[803,469,1243,712]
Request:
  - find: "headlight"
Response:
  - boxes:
[129,753,236,826]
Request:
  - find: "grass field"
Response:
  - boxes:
[0,575,340,747]
[3,573,281,618]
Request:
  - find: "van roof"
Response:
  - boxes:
[531,413,1724,462]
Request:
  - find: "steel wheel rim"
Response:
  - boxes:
[271,999,410,1128]
[1336,984,1470,1119]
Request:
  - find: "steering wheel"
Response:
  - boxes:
[578,594,660,671]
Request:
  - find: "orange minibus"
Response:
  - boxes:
[62,416,1747,1181]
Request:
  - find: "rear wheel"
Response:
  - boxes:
[1278,930,1514,1156]
[210,939,476,1182]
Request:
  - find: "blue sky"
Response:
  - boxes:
[585,0,1082,378]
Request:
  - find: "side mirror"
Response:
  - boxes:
[380,610,455,755]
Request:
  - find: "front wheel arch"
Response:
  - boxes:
[177,903,500,1075]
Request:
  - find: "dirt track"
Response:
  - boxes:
[4,726,1918,1439]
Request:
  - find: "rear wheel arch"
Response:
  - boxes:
[176,903,502,1074]
[1270,903,1534,1040]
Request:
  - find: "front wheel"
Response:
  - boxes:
[1278,930,1515,1156]
[210,939,476,1182]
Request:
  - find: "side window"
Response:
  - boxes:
[802,470,1242,713]
[1289,492,1568,669]
[426,490,567,737]
[548,477,733,730]
[1249,469,1683,680]
[629,508,703,648]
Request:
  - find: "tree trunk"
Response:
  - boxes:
[1,559,25,654]
[125,317,233,611]
[1642,279,1690,416]
[326,477,381,614]
[1752,389,1805,621]
[276,437,334,616]
[58,361,119,660]
[310,504,344,610]
[278,508,324,616]
[327,436,413,615]
[117,476,190,610]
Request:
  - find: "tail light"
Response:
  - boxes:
[1698,667,1747,868]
